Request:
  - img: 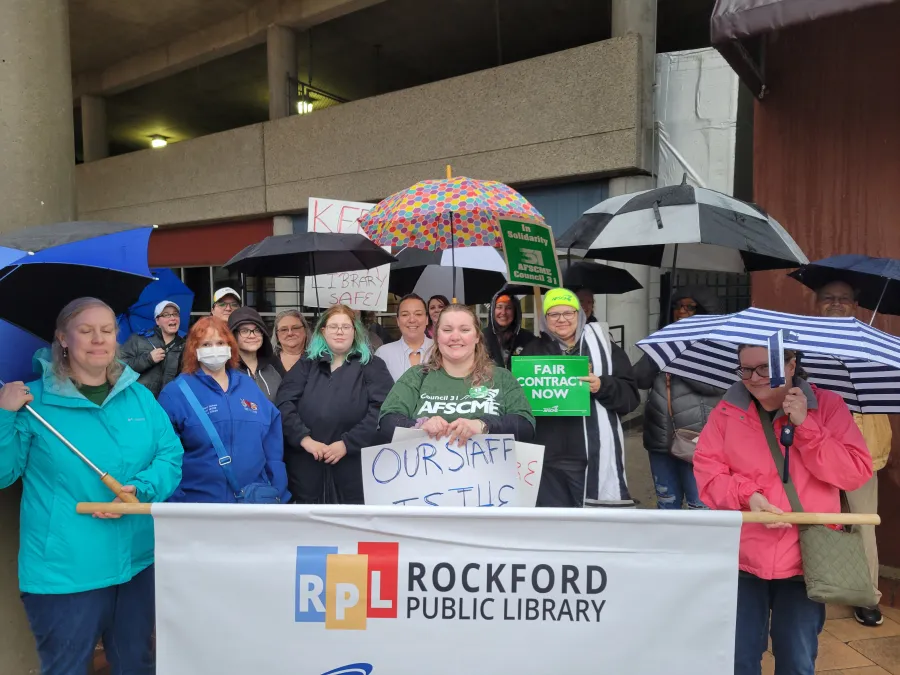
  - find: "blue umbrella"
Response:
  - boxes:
[789,254,900,323]
[0,221,158,503]
[0,221,157,342]
[117,268,194,343]
[637,307,900,414]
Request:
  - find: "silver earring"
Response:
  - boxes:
[62,347,68,358]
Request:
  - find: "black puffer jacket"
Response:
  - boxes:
[634,286,726,453]
[484,290,535,369]
[120,328,185,398]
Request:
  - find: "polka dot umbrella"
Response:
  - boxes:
[358,170,548,302]
[359,173,547,251]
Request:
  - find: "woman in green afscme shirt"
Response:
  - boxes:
[379,304,535,445]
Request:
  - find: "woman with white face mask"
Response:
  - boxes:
[158,317,289,503]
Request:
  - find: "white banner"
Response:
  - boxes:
[303,197,390,311]
[153,505,741,675]
[360,434,544,508]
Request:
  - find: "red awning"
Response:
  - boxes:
[710,0,899,98]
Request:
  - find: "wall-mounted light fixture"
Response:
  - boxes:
[297,93,314,115]
[150,135,168,149]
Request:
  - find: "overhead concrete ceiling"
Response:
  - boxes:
[69,0,260,72]
[81,0,715,156]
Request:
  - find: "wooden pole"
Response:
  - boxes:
[73,502,881,526]
[446,164,452,179]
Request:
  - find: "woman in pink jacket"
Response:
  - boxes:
[694,346,872,675]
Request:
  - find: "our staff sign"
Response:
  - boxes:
[499,218,562,289]
[361,434,544,508]
[511,355,591,416]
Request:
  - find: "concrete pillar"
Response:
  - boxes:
[612,0,657,172]
[605,175,655,362]
[267,25,298,120]
[0,0,75,233]
[81,95,109,162]
[0,0,74,670]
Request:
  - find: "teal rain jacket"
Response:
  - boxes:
[0,351,183,594]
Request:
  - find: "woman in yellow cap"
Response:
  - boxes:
[521,288,639,507]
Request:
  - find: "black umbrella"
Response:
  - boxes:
[389,247,508,304]
[789,254,900,323]
[557,175,809,272]
[502,261,643,296]
[223,232,398,310]
[223,232,396,277]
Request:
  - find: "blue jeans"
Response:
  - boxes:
[736,575,825,675]
[21,565,155,675]
[648,451,706,509]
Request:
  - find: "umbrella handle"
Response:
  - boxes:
[101,474,140,503]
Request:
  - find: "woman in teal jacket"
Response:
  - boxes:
[0,297,183,675]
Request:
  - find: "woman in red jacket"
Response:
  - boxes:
[693,346,872,675]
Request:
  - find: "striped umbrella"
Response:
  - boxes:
[557,177,808,272]
[637,307,900,414]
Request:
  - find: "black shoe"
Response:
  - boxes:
[854,606,883,626]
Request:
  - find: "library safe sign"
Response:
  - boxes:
[499,219,562,289]
[511,356,590,416]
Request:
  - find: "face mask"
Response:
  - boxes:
[197,346,231,371]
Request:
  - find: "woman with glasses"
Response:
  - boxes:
[694,345,871,675]
[273,310,311,374]
[120,299,186,398]
[228,307,283,401]
[632,286,724,509]
[521,288,639,508]
[275,304,393,504]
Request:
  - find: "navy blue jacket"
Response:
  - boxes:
[158,369,289,503]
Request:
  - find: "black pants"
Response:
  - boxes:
[286,450,364,504]
[536,464,586,507]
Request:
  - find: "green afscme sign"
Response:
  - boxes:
[499,219,562,289]
[511,355,591,417]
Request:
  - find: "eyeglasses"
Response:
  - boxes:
[216,301,241,310]
[546,310,577,322]
[735,364,771,380]
[818,294,855,305]
[158,312,180,320]
[325,324,354,335]
[276,325,305,335]
[238,327,262,338]
[673,303,699,313]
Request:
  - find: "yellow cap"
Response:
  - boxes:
[544,288,580,314]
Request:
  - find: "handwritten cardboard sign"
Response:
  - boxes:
[302,197,390,311]
[361,434,544,508]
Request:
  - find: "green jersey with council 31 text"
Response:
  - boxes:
[379,365,535,425]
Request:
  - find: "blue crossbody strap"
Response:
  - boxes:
[177,378,244,496]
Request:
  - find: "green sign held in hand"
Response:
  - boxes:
[511,356,591,416]
[499,219,562,289]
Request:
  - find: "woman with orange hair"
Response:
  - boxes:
[158,316,289,503]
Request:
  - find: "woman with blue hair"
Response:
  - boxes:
[275,304,393,503]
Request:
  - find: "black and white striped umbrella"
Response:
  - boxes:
[557,180,808,272]
[637,307,900,414]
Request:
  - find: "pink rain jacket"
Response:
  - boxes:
[693,379,872,580]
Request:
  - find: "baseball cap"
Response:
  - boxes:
[153,300,180,319]
[213,287,241,304]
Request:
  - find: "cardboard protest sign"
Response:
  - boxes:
[499,218,561,289]
[361,434,543,507]
[511,355,591,416]
[303,197,390,311]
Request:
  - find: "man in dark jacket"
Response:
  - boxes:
[120,300,186,397]
[521,288,640,508]
[484,290,535,369]
[633,285,725,509]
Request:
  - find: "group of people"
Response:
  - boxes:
[0,274,889,674]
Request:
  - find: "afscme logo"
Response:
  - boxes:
[295,543,399,630]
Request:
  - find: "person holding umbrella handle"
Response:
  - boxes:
[0,297,183,675]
